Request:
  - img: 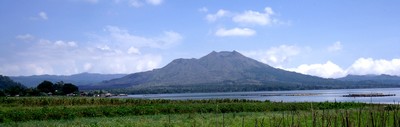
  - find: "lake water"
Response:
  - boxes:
[123,88,400,104]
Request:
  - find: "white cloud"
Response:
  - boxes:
[134,55,161,71]
[37,39,78,48]
[127,46,141,54]
[1,27,177,76]
[206,9,229,22]
[83,63,92,71]
[129,0,143,7]
[157,31,183,47]
[82,53,162,74]
[347,58,400,76]
[127,0,162,7]
[0,64,54,76]
[244,45,301,66]
[146,0,162,5]
[204,7,283,38]
[328,41,343,52]
[1,50,163,76]
[81,26,181,73]
[242,45,348,78]
[38,12,48,20]
[27,64,52,75]
[198,7,208,13]
[205,7,283,26]
[215,27,256,37]
[284,58,400,78]
[288,61,347,78]
[96,45,112,51]
[16,34,35,41]
[106,26,182,48]
[232,7,275,26]
[54,40,78,47]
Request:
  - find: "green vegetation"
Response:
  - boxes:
[1,97,366,123]
[0,75,26,96]
[3,97,400,127]
[0,97,400,127]
[3,109,400,127]
[36,81,79,95]
[0,75,79,96]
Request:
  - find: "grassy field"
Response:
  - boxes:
[1,97,399,126]
[3,109,400,127]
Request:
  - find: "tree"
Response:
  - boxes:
[0,90,5,97]
[5,85,26,96]
[37,80,54,93]
[62,83,78,94]
[53,81,64,95]
[0,75,27,96]
[25,88,40,96]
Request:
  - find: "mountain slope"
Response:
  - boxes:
[338,74,400,84]
[95,51,355,93]
[11,73,127,87]
[0,75,26,90]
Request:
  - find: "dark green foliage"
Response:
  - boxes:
[24,88,40,96]
[0,90,5,96]
[4,85,26,96]
[0,75,56,97]
[0,75,26,96]
[35,81,79,95]
[37,80,54,93]
[53,81,64,95]
[62,83,78,94]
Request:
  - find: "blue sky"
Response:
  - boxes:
[1,0,400,78]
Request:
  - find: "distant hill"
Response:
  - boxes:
[10,73,127,87]
[91,51,392,94]
[338,74,400,85]
[0,75,26,90]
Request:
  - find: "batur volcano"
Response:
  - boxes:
[90,51,397,93]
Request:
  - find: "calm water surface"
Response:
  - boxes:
[124,88,400,104]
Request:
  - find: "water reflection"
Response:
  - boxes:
[123,88,400,104]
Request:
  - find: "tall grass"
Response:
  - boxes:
[0,97,261,107]
[2,108,400,127]
[0,97,366,123]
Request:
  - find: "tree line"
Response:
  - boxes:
[0,75,78,97]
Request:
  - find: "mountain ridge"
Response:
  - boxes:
[10,51,400,93]
[0,75,26,90]
[93,51,365,93]
[10,73,127,87]
[338,74,400,84]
